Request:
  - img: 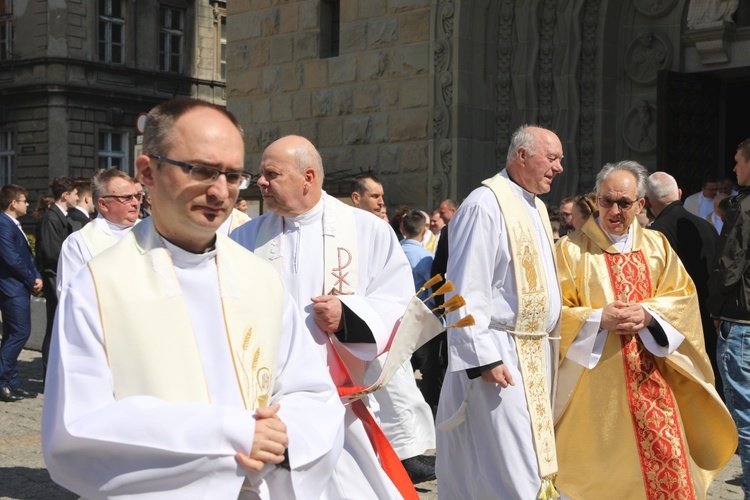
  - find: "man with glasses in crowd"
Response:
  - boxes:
[0,185,42,402]
[554,161,736,498]
[56,168,142,296]
[42,97,344,498]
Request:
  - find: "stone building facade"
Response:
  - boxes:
[0,0,227,197]
[227,0,750,211]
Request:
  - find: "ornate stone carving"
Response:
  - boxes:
[579,0,600,187]
[625,32,672,85]
[633,0,678,18]
[431,0,455,204]
[623,100,657,153]
[538,0,558,130]
[495,0,515,169]
[687,0,739,28]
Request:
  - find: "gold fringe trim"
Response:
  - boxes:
[536,475,559,500]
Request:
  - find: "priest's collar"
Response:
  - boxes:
[594,217,634,254]
[283,195,324,226]
[502,169,537,206]
[97,212,138,232]
[159,234,218,267]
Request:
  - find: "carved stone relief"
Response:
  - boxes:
[431,0,455,203]
[633,0,678,18]
[579,0,600,187]
[687,0,739,28]
[495,0,514,169]
[625,32,672,85]
[623,100,657,153]
[538,0,558,130]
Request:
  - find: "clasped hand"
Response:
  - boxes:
[236,404,288,472]
[600,300,653,335]
[311,295,343,333]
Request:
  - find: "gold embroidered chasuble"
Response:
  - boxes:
[554,217,737,499]
[88,219,282,409]
[482,173,560,494]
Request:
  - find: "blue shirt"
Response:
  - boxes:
[400,239,434,305]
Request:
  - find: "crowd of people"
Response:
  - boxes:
[0,96,747,499]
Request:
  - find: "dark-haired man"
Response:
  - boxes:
[351,173,385,218]
[709,137,750,499]
[0,185,42,401]
[68,178,95,230]
[42,98,344,498]
[36,176,77,375]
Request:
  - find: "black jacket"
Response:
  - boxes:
[67,207,90,231]
[648,201,717,307]
[708,187,750,323]
[35,204,72,279]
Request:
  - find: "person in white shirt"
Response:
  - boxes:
[56,168,141,297]
[42,97,344,499]
[232,135,421,499]
[436,125,564,499]
[683,177,718,218]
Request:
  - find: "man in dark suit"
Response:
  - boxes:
[0,185,43,401]
[645,171,722,395]
[67,178,94,231]
[35,176,78,376]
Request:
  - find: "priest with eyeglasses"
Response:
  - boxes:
[553,160,736,499]
[55,167,143,296]
[42,97,344,499]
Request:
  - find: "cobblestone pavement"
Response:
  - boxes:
[0,350,742,499]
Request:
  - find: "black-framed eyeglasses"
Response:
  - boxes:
[148,154,252,190]
[102,193,144,204]
[597,197,639,211]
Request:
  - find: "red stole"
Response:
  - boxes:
[605,251,696,499]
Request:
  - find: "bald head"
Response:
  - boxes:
[645,172,681,216]
[505,125,564,195]
[257,135,324,217]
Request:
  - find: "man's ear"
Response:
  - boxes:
[351,192,360,206]
[136,155,155,188]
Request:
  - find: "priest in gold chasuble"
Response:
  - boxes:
[554,161,737,500]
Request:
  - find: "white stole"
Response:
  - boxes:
[80,218,119,257]
[89,219,282,410]
[255,193,360,295]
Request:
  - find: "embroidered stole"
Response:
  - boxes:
[89,219,282,410]
[483,173,559,491]
[605,251,695,499]
[255,194,359,295]
[254,196,418,500]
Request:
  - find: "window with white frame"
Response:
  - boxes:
[0,131,14,185]
[0,0,13,61]
[98,0,125,64]
[159,6,184,73]
[98,131,128,171]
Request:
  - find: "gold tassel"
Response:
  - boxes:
[536,475,560,500]
[423,280,455,302]
[416,274,444,295]
[432,294,466,313]
[446,314,475,329]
